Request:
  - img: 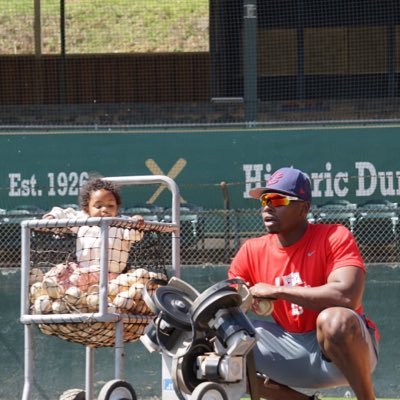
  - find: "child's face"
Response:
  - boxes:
[86,189,119,217]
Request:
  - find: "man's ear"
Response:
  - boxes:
[301,201,311,217]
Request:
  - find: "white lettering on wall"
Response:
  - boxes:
[8,171,88,198]
[243,161,400,200]
[333,172,349,197]
[323,162,334,197]
[243,164,264,198]
[355,161,377,196]
[9,173,39,197]
[378,171,396,196]
[310,171,324,197]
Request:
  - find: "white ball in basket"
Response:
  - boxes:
[125,272,138,286]
[30,281,45,300]
[108,280,120,297]
[108,303,117,313]
[116,273,130,287]
[42,277,64,299]
[29,268,44,285]
[86,293,100,311]
[64,286,81,305]
[113,291,135,311]
[254,299,274,316]
[128,283,144,300]
[51,299,69,313]
[33,295,52,314]
[132,268,150,280]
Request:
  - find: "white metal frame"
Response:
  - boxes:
[20,175,181,400]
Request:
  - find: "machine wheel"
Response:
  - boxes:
[97,380,137,400]
[172,339,214,394]
[153,286,193,330]
[191,382,228,400]
[59,388,85,400]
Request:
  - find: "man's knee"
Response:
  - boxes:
[317,307,361,346]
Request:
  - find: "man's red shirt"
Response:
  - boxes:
[229,223,367,333]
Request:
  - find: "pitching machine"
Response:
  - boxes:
[141,277,257,400]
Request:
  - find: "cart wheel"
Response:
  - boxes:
[191,382,228,400]
[97,379,137,400]
[59,388,85,400]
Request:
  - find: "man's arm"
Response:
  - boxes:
[249,265,365,312]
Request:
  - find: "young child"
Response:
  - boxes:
[42,176,144,291]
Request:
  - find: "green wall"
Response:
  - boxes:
[1,125,400,210]
[1,265,399,399]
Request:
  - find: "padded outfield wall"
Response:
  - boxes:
[0,126,399,398]
[0,125,400,210]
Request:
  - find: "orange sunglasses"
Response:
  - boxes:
[259,193,303,207]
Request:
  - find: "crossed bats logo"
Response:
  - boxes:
[145,158,187,204]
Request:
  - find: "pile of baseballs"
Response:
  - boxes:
[29,266,166,315]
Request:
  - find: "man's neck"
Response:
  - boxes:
[277,221,308,247]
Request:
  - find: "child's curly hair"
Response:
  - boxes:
[79,175,121,212]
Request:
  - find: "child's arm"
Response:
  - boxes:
[43,206,82,220]
[42,207,85,234]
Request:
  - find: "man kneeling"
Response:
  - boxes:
[229,167,379,400]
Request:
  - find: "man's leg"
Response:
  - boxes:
[316,307,377,400]
[253,376,314,400]
[246,341,318,400]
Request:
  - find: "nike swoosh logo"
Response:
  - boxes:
[307,251,315,257]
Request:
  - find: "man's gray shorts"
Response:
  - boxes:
[251,311,379,389]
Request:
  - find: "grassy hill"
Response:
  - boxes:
[0,0,209,54]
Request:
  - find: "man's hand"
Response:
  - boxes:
[250,283,277,315]
[250,282,277,300]
[131,214,145,225]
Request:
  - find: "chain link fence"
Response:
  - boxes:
[2,1,400,127]
[1,202,399,267]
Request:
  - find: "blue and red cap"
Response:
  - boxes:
[249,167,312,202]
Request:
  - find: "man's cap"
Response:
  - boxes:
[249,167,312,202]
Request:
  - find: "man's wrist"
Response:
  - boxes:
[273,285,285,299]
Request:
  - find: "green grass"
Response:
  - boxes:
[0,0,209,54]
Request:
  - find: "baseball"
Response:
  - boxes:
[254,299,274,316]
[33,295,52,314]
[108,279,120,297]
[108,303,117,313]
[128,282,144,300]
[52,299,69,313]
[86,293,100,311]
[29,268,44,285]
[132,268,150,280]
[30,281,45,300]
[116,273,130,287]
[125,273,138,286]
[64,286,81,305]
[113,290,135,311]
[42,277,64,299]
[87,284,99,294]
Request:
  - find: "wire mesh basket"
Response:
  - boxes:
[26,219,173,347]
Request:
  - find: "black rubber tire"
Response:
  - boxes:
[97,379,137,400]
[59,388,85,400]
